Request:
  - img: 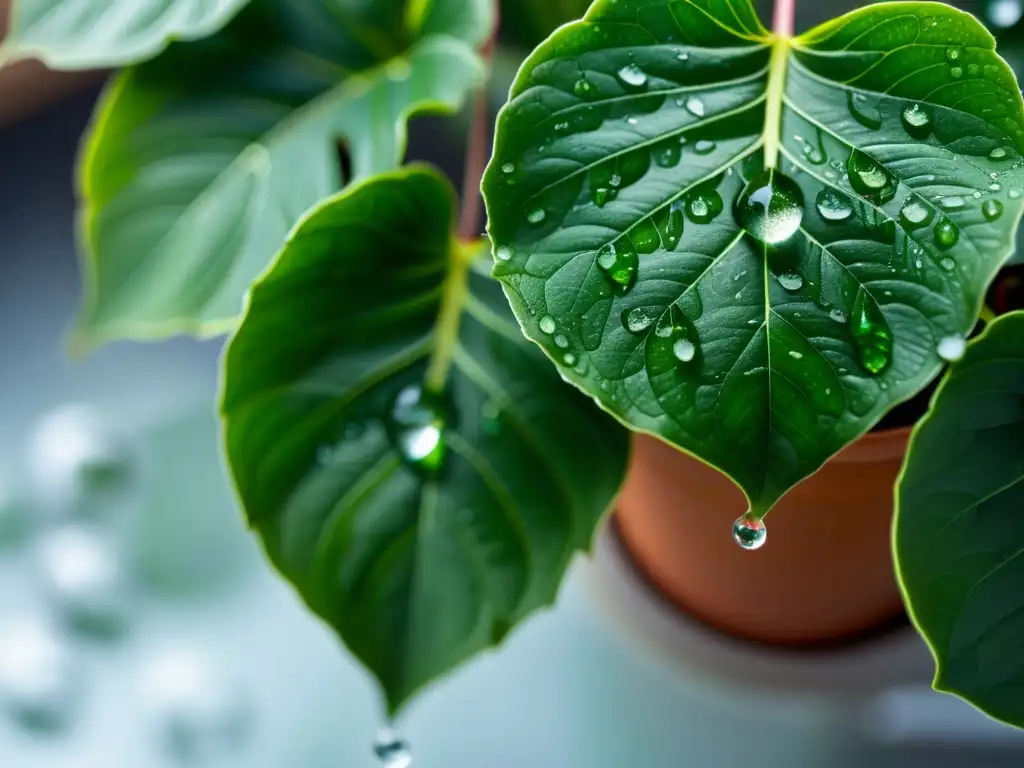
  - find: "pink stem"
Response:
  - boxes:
[458,93,489,241]
[772,0,795,37]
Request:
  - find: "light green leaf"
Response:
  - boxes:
[2,0,251,68]
[895,311,1024,728]
[76,0,489,346]
[483,0,1024,516]
[220,166,629,714]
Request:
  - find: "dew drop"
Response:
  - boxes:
[777,272,804,291]
[733,170,804,246]
[803,145,825,165]
[990,146,1009,160]
[982,199,1004,221]
[650,304,701,370]
[899,196,934,229]
[733,513,766,550]
[386,385,450,474]
[539,316,556,335]
[0,617,83,733]
[937,335,966,362]
[596,240,639,295]
[847,92,882,130]
[850,288,893,376]
[526,208,546,226]
[829,307,847,323]
[685,96,705,117]
[946,46,963,62]
[686,190,723,224]
[816,188,853,222]
[501,162,515,174]
[574,77,595,99]
[789,350,804,360]
[616,63,648,91]
[693,139,716,155]
[940,256,956,272]
[1011,188,1022,200]
[990,182,1002,192]
[847,150,897,204]
[676,50,690,61]
[553,334,569,350]
[900,103,932,139]
[375,730,413,768]
[950,66,963,78]
[934,217,960,249]
[654,200,685,249]
[563,352,577,366]
[495,245,513,262]
[673,339,696,363]
[941,195,966,210]
[652,139,682,168]
[621,306,659,334]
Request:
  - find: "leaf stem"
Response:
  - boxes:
[772,0,795,38]
[458,91,489,240]
[763,0,795,168]
[424,243,473,393]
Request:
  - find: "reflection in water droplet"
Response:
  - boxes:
[983,199,1004,221]
[934,217,960,249]
[526,208,546,226]
[616,63,648,91]
[386,385,450,474]
[990,147,1008,160]
[574,77,595,99]
[622,307,659,334]
[947,47,963,61]
[777,272,804,291]
[596,241,639,295]
[950,66,963,78]
[847,91,882,130]
[900,103,932,139]
[940,257,956,272]
[686,189,724,224]
[654,201,685,249]
[37,525,128,639]
[495,246,513,262]
[563,352,577,366]
[899,196,934,229]
[685,97,705,117]
[816,188,853,222]
[693,139,716,155]
[848,150,897,204]
[673,339,696,362]
[0,618,82,733]
[554,334,569,349]
[375,730,413,768]
[142,649,253,763]
[733,513,766,550]
[651,306,701,369]
[733,170,804,246]
[652,139,682,168]
[850,289,894,376]
[937,335,966,362]
[539,316,555,335]
[987,0,1024,28]
[677,50,690,61]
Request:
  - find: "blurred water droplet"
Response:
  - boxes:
[622,307,659,334]
[1010,188,1022,199]
[816,188,853,222]
[693,139,716,155]
[733,513,766,550]
[501,163,514,174]
[900,103,932,139]
[982,199,1004,221]
[829,308,847,323]
[940,257,956,272]
[554,334,569,349]
[563,352,577,366]
[684,96,705,117]
[0,617,83,733]
[676,50,690,61]
[937,335,966,362]
[940,195,965,210]
[386,385,451,474]
[375,730,413,768]
[616,63,648,91]
[480,401,502,436]
[934,217,960,249]
[596,241,639,295]
[37,525,128,639]
[789,351,804,360]
[526,208,546,226]
[733,170,804,245]
[950,66,963,78]
[987,0,1023,28]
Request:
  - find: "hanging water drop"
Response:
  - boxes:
[693,139,716,155]
[900,103,932,139]
[816,188,853,222]
[539,316,556,334]
[847,150,897,204]
[937,335,966,362]
[621,307,659,334]
[982,199,1004,221]
[526,208,546,226]
[850,289,894,376]
[386,385,451,474]
[733,170,804,246]
[685,96,705,117]
[898,196,934,229]
[732,513,766,550]
[616,63,648,91]
[375,730,413,768]
[777,272,804,291]
[934,217,959,249]
[650,305,701,369]
[596,240,639,295]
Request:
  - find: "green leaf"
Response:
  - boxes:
[483,0,1024,516]
[220,166,629,714]
[1,0,252,68]
[75,0,490,346]
[895,311,1024,728]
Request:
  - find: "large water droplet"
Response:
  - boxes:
[651,305,701,369]
[654,201,685,250]
[652,139,682,168]
[0,617,83,732]
[596,240,639,295]
[847,150,897,204]
[37,525,128,638]
[816,188,853,222]
[937,334,966,362]
[990,146,1009,160]
[141,648,253,762]
[850,289,893,376]
[685,96,705,117]
[673,339,696,362]
[375,730,413,768]
[900,103,932,139]
[982,199,1004,221]
[847,92,882,130]
[777,272,804,291]
[733,513,766,550]
[987,0,1024,28]
[733,170,804,246]
[539,316,556,335]
[899,195,934,229]
[631,219,661,254]
[386,385,450,474]
[622,306,659,334]
[934,216,960,249]
[686,189,724,224]
[616,63,648,91]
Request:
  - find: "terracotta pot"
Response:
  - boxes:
[616,429,910,646]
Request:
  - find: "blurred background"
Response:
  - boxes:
[2,0,1024,766]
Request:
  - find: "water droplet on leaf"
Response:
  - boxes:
[495,246,513,262]
[616,63,648,91]
[501,163,515,174]
[574,77,595,99]
[733,513,766,550]
[829,308,847,323]
[848,150,897,204]
[596,241,639,295]
[526,208,546,226]
[539,316,556,334]
[850,289,893,376]
[685,96,705,117]
[937,335,966,362]
[946,46,963,61]
[386,385,450,474]
[693,139,716,155]
[940,257,956,272]
[950,66,963,78]
[934,217,959,249]
[654,201,685,249]
[622,307,659,334]
[777,272,804,291]
[899,196,934,229]
[847,92,882,130]
[733,170,804,246]
[673,339,696,362]
[686,189,723,224]
[816,188,853,222]
[982,199,1004,221]
[990,147,1009,160]
[652,140,682,168]
[900,103,932,139]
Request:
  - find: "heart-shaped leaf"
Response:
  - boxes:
[895,311,1024,728]
[221,166,629,713]
[2,0,251,68]
[483,0,1024,516]
[75,0,491,346]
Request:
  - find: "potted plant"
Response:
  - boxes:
[4,0,1024,743]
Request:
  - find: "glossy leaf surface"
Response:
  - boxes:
[483,0,1024,515]
[221,167,628,713]
[76,0,490,344]
[895,311,1024,728]
[2,0,250,68]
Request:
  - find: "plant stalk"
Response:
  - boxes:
[458,91,489,241]
[773,0,795,38]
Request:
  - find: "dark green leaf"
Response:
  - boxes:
[2,0,251,67]
[75,0,490,345]
[895,311,1024,728]
[220,166,628,714]
[483,0,1024,515]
